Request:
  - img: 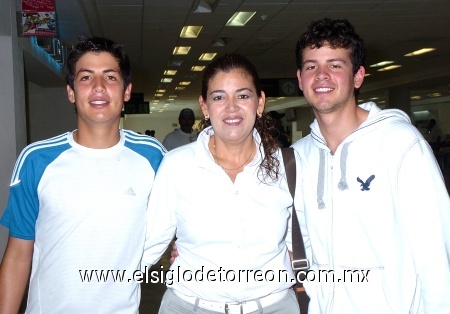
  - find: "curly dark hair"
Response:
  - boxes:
[295,18,365,95]
[64,36,132,90]
[198,53,281,183]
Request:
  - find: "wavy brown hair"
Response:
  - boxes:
[198,53,280,183]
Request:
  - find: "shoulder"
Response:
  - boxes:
[122,130,166,167]
[11,133,71,185]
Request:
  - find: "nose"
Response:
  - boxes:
[315,65,330,81]
[93,77,105,93]
[225,97,238,113]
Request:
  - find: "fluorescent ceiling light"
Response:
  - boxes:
[173,46,191,55]
[156,89,166,93]
[370,61,394,67]
[161,78,173,83]
[169,95,178,98]
[175,87,185,90]
[164,70,177,75]
[191,65,205,71]
[226,12,256,26]
[194,0,212,13]
[404,48,436,56]
[199,53,217,61]
[180,26,203,38]
[428,92,442,97]
[179,81,191,86]
[410,96,421,100]
[377,65,401,71]
[168,60,183,67]
[155,93,163,97]
[212,37,231,47]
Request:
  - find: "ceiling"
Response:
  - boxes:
[24,0,450,117]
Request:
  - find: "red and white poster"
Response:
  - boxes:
[21,0,56,37]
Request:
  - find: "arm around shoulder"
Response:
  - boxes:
[0,236,34,314]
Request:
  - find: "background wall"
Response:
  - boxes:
[27,83,77,142]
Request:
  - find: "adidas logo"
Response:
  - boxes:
[124,187,136,196]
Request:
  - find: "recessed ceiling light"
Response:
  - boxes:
[191,65,205,71]
[370,61,394,67]
[428,92,442,97]
[226,12,256,26]
[199,53,216,61]
[377,65,401,71]
[155,93,163,97]
[179,81,191,86]
[161,78,173,83]
[175,86,185,90]
[173,46,191,55]
[168,60,183,67]
[156,89,166,93]
[410,96,421,100]
[404,48,436,57]
[164,70,177,75]
[180,26,203,38]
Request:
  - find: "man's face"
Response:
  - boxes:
[179,114,195,133]
[66,51,131,128]
[296,44,364,115]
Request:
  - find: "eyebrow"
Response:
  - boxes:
[76,68,119,75]
[209,87,253,96]
[302,58,347,65]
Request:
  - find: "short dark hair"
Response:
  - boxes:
[295,18,365,75]
[64,37,132,90]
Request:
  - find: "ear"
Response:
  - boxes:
[354,66,365,89]
[257,91,266,115]
[296,69,304,91]
[199,95,208,117]
[67,85,75,103]
[124,83,132,102]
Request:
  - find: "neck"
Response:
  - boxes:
[73,126,121,149]
[210,135,255,172]
[315,105,368,153]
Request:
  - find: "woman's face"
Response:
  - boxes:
[199,69,265,144]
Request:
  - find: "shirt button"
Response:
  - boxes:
[235,190,239,195]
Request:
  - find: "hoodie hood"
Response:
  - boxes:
[310,102,410,209]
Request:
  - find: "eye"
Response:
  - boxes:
[80,75,91,81]
[330,64,341,69]
[212,95,224,101]
[304,65,316,71]
[238,94,250,99]
[106,75,118,81]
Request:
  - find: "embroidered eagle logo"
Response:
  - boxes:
[357,175,375,191]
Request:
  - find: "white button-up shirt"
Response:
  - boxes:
[142,127,296,302]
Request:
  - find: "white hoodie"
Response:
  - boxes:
[292,102,450,313]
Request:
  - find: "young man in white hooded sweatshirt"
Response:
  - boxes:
[292,18,450,313]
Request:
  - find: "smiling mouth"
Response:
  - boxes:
[224,118,242,124]
[314,87,334,93]
[90,100,108,105]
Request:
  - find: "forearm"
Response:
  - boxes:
[0,237,33,314]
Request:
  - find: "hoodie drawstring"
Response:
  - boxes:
[317,149,326,209]
[338,142,350,191]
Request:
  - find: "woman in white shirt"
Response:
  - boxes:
[142,53,300,314]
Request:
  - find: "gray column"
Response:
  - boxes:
[388,86,411,117]
[0,0,27,257]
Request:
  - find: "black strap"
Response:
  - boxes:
[281,148,310,313]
